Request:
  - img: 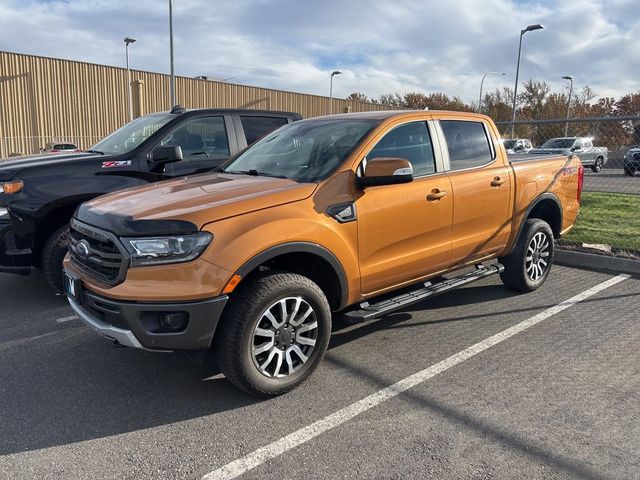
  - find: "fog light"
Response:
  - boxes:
[160,312,188,331]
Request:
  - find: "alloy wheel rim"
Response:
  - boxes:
[526,231,551,281]
[251,296,318,378]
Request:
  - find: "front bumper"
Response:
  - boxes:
[67,287,228,351]
[0,221,32,275]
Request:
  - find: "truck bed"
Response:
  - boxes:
[508,153,571,163]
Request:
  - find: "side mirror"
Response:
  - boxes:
[515,145,524,151]
[571,145,581,152]
[357,157,414,188]
[150,145,183,164]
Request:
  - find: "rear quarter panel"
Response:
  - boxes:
[506,154,581,252]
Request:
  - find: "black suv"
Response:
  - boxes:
[0,107,302,291]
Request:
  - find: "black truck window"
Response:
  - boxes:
[160,116,230,162]
[241,116,288,145]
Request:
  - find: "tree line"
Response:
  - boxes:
[347,82,640,147]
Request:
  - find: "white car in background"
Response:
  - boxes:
[503,138,533,154]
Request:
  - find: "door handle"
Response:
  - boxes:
[491,176,505,187]
[427,190,448,201]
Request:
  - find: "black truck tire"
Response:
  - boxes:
[499,219,554,292]
[591,156,604,172]
[42,224,70,294]
[624,167,635,176]
[214,272,331,397]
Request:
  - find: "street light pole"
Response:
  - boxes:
[478,71,506,113]
[510,24,544,137]
[124,37,137,122]
[328,70,342,115]
[169,0,176,107]
[563,75,573,136]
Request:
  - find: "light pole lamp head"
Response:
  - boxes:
[124,37,137,45]
[522,24,544,34]
[562,75,573,81]
[331,70,342,78]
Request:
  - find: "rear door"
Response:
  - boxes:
[438,118,512,264]
[356,119,454,295]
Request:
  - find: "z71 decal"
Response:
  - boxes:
[102,160,132,169]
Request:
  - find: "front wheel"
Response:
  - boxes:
[591,156,604,172]
[499,219,554,292]
[214,272,332,397]
[41,224,70,294]
[624,167,635,176]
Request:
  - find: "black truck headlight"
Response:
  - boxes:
[123,232,213,266]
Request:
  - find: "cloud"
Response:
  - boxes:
[0,0,638,103]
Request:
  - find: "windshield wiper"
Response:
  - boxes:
[85,149,105,155]
[224,169,288,179]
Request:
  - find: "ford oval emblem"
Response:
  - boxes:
[77,240,90,259]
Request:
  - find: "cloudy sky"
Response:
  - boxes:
[1,0,639,103]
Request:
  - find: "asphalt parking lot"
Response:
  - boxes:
[584,168,638,194]
[0,265,638,480]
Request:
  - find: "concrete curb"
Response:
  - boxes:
[555,249,640,276]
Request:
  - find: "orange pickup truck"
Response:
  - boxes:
[63,110,584,396]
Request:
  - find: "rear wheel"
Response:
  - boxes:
[41,224,70,294]
[499,219,554,292]
[214,272,331,397]
[591,156,604,172]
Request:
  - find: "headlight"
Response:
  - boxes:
[0,180,23,194]
[123,232,213,266]
[0,207,8,219]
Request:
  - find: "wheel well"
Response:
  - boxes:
[240,252,344,310]
[527,198,562,238]
[32,204,79,267]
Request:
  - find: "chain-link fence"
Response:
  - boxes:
[497,116,640,260]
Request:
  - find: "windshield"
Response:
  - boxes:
[222,118,379,183]
[90,114,174,154]
[503,140,517,149]
[541,138,575,149]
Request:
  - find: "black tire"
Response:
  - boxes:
[499,219,554,292]
[591,157,603,173]
[624,167,634,177]
[214,272,332,397]
[41,224,70,294]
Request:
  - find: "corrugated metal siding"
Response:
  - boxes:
[0,51,392,157]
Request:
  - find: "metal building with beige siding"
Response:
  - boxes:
[0,50,391,157]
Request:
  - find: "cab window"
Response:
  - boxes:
[441,120,493,170]
[366,122,435,177]
[160,116,229,162]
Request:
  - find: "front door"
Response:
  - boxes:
[356,121,453,295]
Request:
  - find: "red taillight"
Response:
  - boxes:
[577,164,585,204]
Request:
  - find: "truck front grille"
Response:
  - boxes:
[68,219,128,286]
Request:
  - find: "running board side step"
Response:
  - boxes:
[343,263,504,324]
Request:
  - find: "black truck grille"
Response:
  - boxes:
[68,219,128,285]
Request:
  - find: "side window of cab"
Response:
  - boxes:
[440,120,494,170]
[364,121,436,177]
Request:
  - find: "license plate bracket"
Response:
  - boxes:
[64,270,84,304]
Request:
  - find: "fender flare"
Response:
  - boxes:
[235,242,349,310]
[506,192,563,256]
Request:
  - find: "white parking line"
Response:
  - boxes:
[202,273,630,480]
[55,315,78,323]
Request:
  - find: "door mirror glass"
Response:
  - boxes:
[358,157,414,188]
[150,145,183,164]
